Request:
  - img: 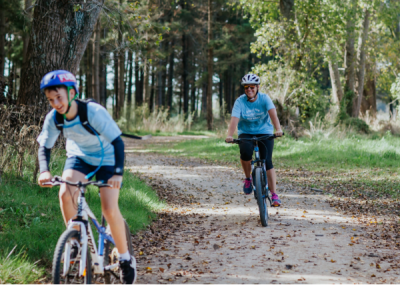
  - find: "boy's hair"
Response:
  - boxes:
[44,85,67,93]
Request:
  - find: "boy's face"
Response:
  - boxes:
[45,87,75,114]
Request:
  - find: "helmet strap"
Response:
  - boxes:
[246,89,259,102]
[63,86,79,119]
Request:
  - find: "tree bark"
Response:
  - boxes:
[167,38,175,110]
[279,0,295,21]
[118,50,125,117]
[17,0,103,106]
[93,19,100,102]
[0,0,6,78]
[360,66,376,117]
[22,0,33,65]
[344,0,357,115]
[86,37,93,99]
[207,0,213,130]
[182,16,189,115]
[150,65,155,112]
[328,60,343,105]
[134,54,142,106]
[113,51,119,118]
[353,8,370,118]
[143,56,150,107]
[127,51,133,111]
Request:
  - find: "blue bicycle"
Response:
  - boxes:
[45,176,133,284]
[228,134,282,227]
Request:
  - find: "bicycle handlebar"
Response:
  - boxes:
[42,175,111,188]
[226,133,284,144]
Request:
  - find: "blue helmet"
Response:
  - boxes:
[40,70,79,94]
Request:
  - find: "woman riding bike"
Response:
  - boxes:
[225,74,283,207]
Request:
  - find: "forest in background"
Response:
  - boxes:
[2,0,400,132]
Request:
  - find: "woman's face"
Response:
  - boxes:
[244,84,258,100]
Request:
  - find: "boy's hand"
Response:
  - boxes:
[38,171,53,187]
[108,175,122,189]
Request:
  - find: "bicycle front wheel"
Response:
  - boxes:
[52,228,92,284]
[255,167,268,227]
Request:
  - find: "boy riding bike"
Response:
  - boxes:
[225,74,283,207]
[37,70,136,283]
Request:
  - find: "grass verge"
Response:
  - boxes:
[0,152,165,283]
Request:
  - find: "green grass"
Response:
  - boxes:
[124,129,216,137]
[0,152,165,283]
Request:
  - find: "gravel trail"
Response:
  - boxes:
[124,138,399,284]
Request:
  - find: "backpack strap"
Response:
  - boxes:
[53,110,64,132]
[76,100,99,136]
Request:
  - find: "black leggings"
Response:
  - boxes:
[239,134,274,170]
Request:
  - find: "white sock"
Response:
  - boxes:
[119,251,130,261]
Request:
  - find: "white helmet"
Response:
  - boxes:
[241,74,260,85]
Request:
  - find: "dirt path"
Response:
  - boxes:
[124,139,400,284]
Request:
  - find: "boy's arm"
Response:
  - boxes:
[38,146,51,173]
[111,136,124,175]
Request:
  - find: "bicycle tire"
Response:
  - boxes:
[104,220,133,283]
[52,228,92,284]
[255,167,268,227]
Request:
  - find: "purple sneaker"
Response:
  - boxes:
[243,178,252,195]
[271,193,281,207]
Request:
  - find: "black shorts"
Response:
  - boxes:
[238,134,274,170]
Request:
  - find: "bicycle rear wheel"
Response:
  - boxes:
[255,167,268,227]
[52,228,92,284]
[104,219,133,283]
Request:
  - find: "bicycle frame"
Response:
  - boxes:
[250,139,271,204]
[64,186,116,277]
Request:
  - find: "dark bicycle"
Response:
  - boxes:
[227,134,283,227]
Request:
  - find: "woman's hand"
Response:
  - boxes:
[275,129,283,137]
[108,175,123,189]
[225,136,233,143]
[38,171,53,187]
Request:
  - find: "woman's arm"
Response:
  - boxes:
[225,117,240,142]
[268,108,283,136]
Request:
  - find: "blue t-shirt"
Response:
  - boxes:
[231,92,276,135]
[37,102,122,166]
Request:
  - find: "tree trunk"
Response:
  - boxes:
[143,56,150,107]
[99,27,107,106]
[182,25,189,115]
[360,64,376,117]
[279,0,295,21]
[207,0,213,130]
[328,60,343,105]
[167,38,175,110]
[86,38,93,99]
[118,50,125,118]
[343,0,357,115]
[93,19,100,102]
[22,0,33,65]
[127,51,133,120]
[17,0,103,106]
[114,51,119,118]
[150,65,155,112]
[134,54,142,106]
[219,75,223,117]
[0,0,6,78]
[353,8,370,118]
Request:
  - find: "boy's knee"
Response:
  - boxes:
[102,206,120,221]
[59,185,71,202]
